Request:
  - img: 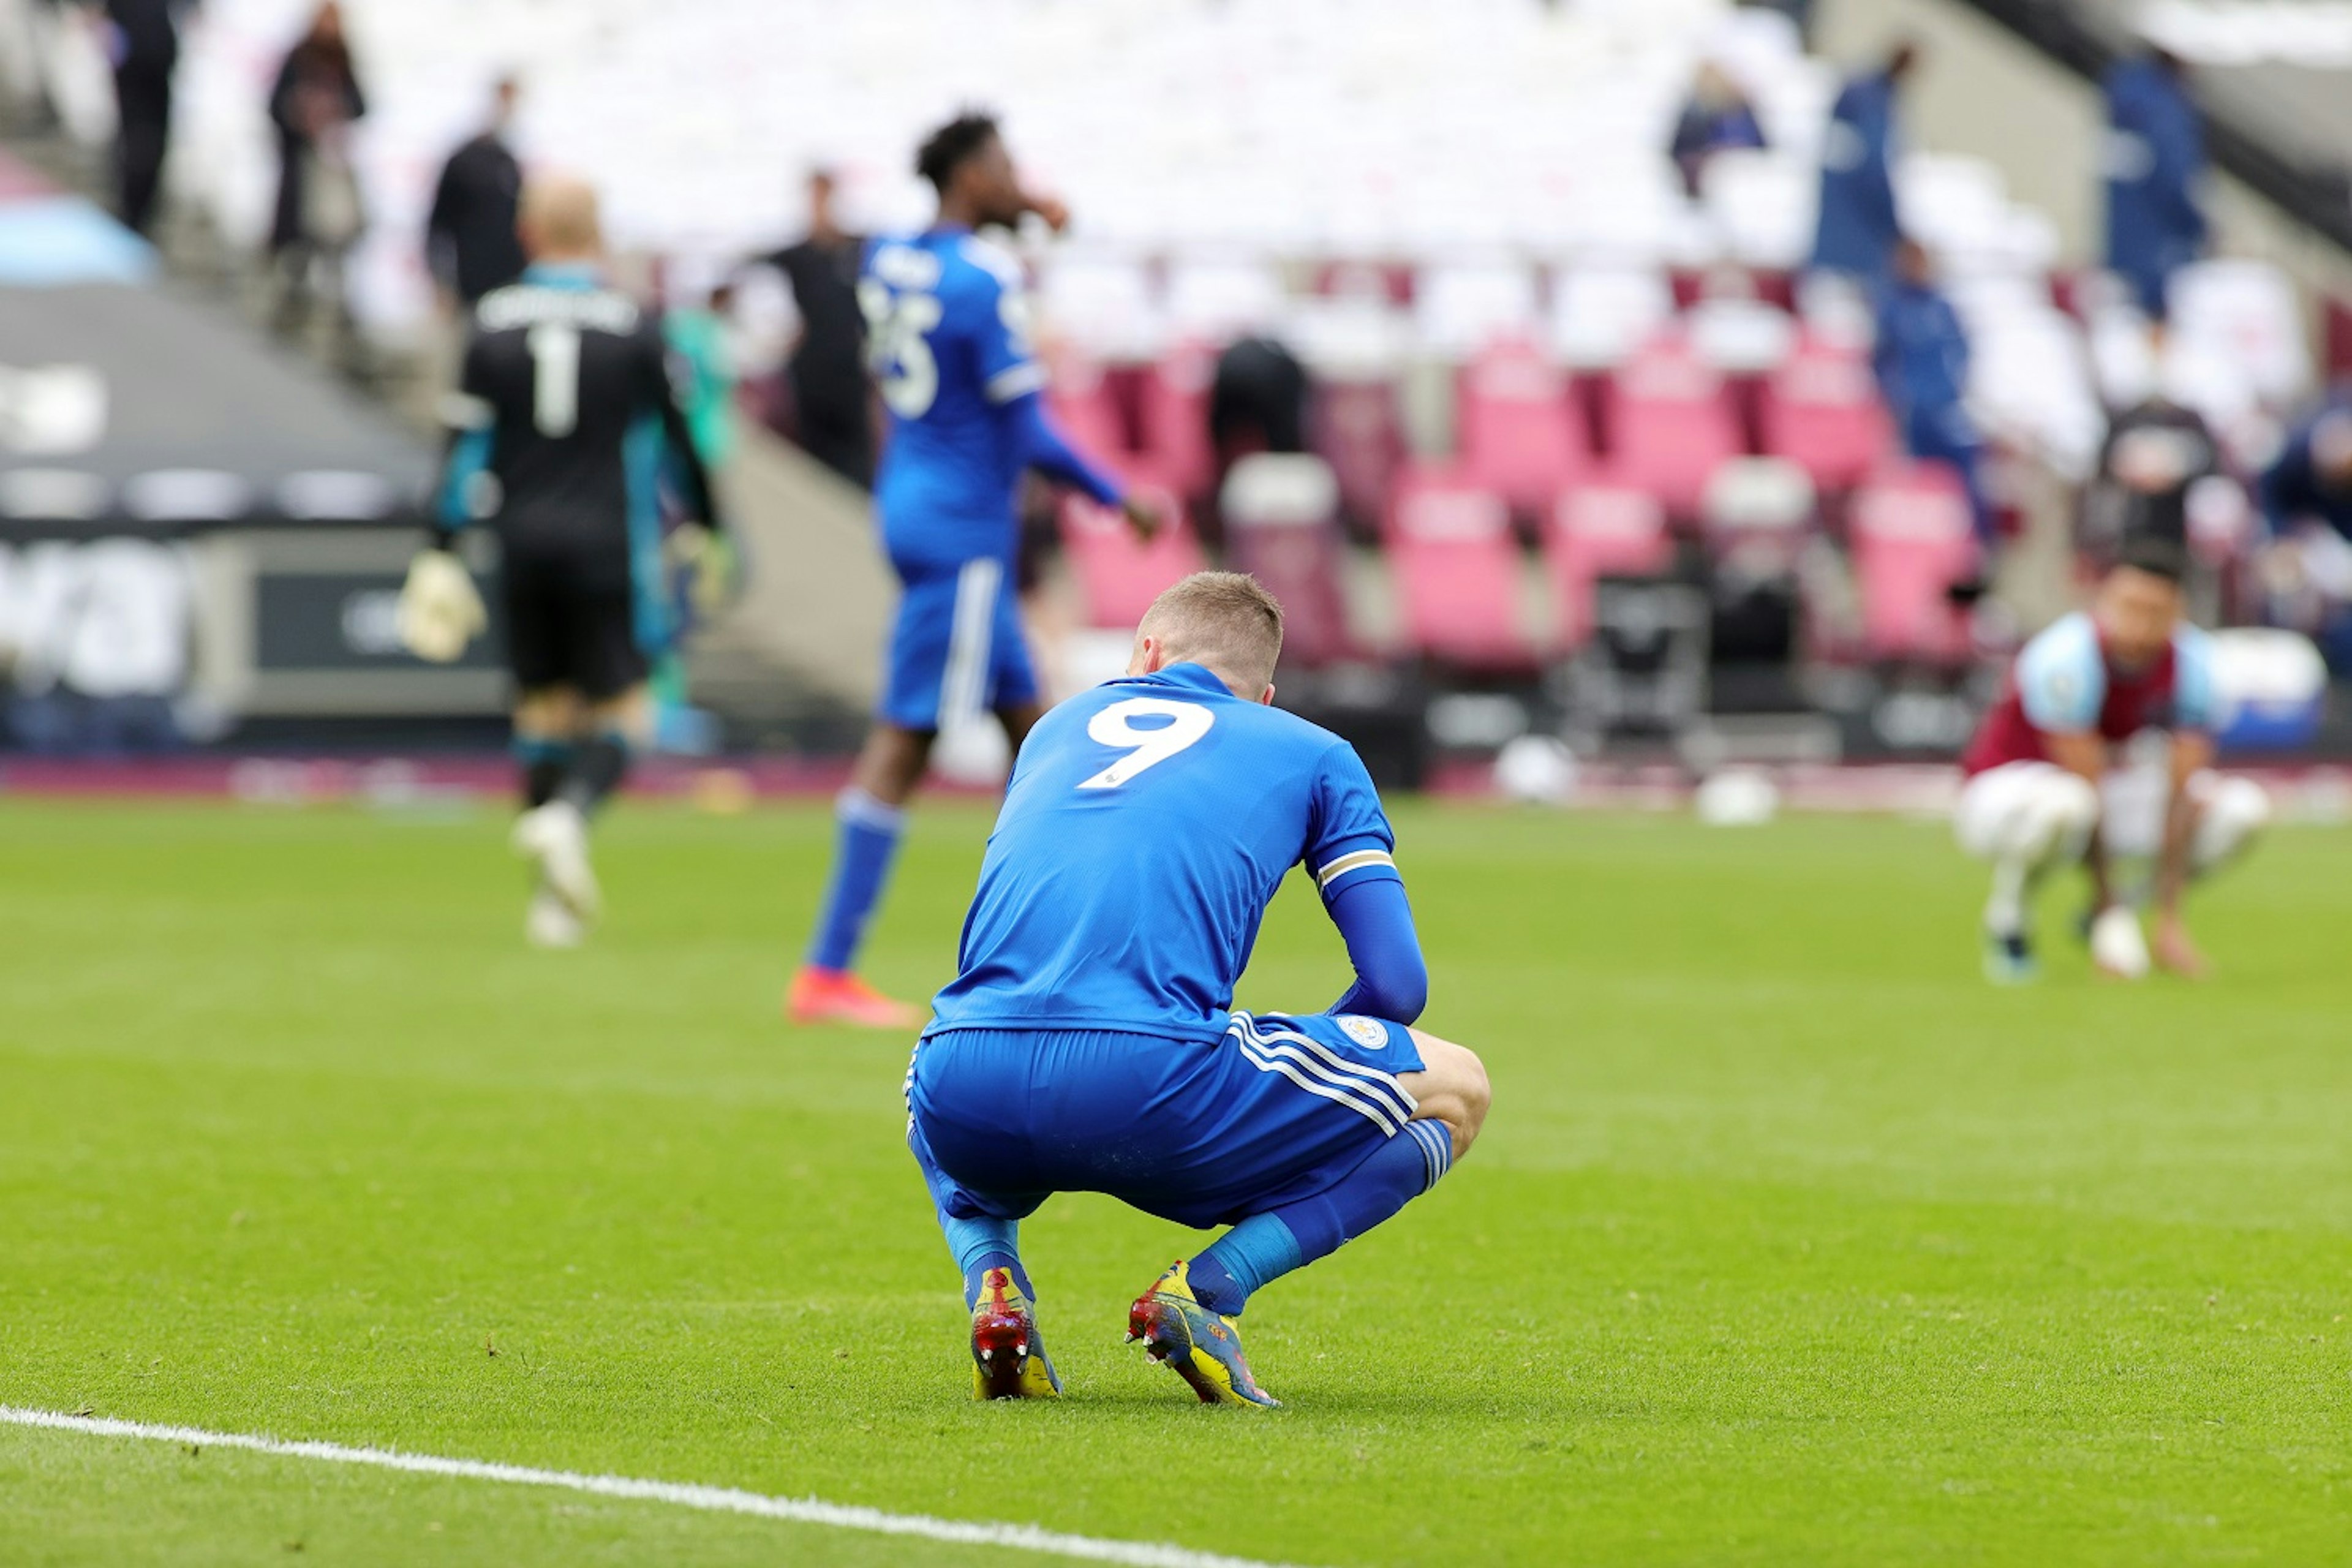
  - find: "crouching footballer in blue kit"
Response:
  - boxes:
[907,572,1493,1406]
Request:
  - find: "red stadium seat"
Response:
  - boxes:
[1222,454,1356,668]
[1759,334,1893,492]
[1542,481,1673,652]
[1386,470,1540,672]
[1608,335,1743,516]
[1140,339,1217,502]
[1456,339,1589,516]
[1058,482,1208,630]
[1309,376,1409,540]
[1849,462,1978,665]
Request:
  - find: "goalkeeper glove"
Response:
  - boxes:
[396,548,487,663]
[666,521,741,619]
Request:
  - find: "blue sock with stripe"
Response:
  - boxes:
[807,788,904,972]
[1187,1120,1455,1317]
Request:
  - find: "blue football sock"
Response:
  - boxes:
[946,1217,1032,1310]
[1190,1120,1454,1317]
[807,788,905,972]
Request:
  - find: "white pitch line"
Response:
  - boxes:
[0,1406,1298,1568]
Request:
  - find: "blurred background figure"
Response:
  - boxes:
[1874,237,1990,546]
[424,73,525,311]
[92,0,184,236]
[266,1,365,350]
[1811,39,1915,286]
[2101,47,2206,320]
[2081,337,2218,567]
[1208,334,1310,516]
[763,168,872,489]
[1670,60,1766,200]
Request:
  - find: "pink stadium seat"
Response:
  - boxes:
[1140,339,1217,501]
[1759,334,1893,492]
[1058,482,1207,630]
[1456,339,1589,515]
[1222,454,1356,668]
[1386,470,1540,672]
[1542,481,1673,651]
[1849,462,1978,665]
[1608,336,1743,516]
[1310,377,1409,539]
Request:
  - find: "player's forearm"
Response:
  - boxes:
[1003,394,1123,507]
[2152,789,2196,913]
[1325,877,1428,1025]
[659,396,726,533]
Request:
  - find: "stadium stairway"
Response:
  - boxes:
[685,428,891,749]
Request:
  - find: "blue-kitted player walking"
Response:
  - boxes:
[789,111,1158,1029]
[905,573,1493,1405]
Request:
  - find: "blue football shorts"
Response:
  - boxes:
[879,555,1039,731]
[906,1010,1430,1231]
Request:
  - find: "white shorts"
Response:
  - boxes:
[1957,760,2268,865]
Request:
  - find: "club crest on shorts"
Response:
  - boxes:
[1337,1015,1389,1049]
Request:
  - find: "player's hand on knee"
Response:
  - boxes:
[397,548,486,663]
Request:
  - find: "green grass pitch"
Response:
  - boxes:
[1,798,2348,1565]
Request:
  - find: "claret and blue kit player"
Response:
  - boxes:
[905,573,1491,1406]
[1953,536,2267,984]
[789,111,1159,1028]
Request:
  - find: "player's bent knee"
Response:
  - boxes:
[1404,1030,1490,1160]
[2046,774,2099,838]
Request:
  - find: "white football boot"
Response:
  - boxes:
[512,801,600,922]
[524,884,586,949]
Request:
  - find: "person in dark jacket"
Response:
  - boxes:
[424,75,525,307]
[1670,62,1767,199]
[1811,41,1916,285]
[2257,401,2352,541]
[97,0,183,236]
[2082,382,2220,566]
[764,169,872,488]
[2102,50,2206,318]
[266,2,366,340]
[1875,238,1991,543]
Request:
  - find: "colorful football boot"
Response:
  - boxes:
[969,1265,1060,1400]
[1126,1260,1279,1408]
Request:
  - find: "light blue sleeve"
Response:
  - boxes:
[2171,627,2217,731]
[2016,615,2106,733]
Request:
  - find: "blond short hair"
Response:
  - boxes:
[1136,572,1286,693]
[518,175,603,258]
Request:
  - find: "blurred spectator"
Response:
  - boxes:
[2082,368,2218,565]
[2102,49,2206,319]
[91,0,184,236]
[763,168,871,488]
[1210,336,1308,464]
[1670,62,1766,200]
[1811,40,1916,286]
[2257,401,2352,541]
[1875,238,1991,544]
[424,74,526,308]
[665,268,740,470]
[266,2,366,345]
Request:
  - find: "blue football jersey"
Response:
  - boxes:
[859,227,1047,576]
[927,662,1403,1042]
